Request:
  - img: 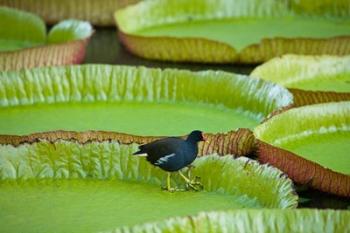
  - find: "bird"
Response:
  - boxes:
[133,130,205,192]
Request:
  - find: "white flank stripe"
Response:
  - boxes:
[154,153,175,165]
[136,153,148,157]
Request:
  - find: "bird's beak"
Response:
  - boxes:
[202,134,207,141]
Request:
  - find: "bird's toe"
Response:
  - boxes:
[185,180,204,191]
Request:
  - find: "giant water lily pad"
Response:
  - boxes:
[251,55,350,106]
[108,209,350,233]
[254,101,350,197]
[0,65,292,155]
[115,0,350,64]
[0,0,138,26]
[0,138,297,233]
[0,7,93,71]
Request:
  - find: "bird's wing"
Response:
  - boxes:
[144,138,183,163]
[133,139,166,155]
[139,138,179,152]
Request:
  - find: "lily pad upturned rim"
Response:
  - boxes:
[0,64,293,122]
[0,38,90,71]
[108,209,350,233]
[0,7,94,71]
[0,129,255,157]
[254,101,350,197]
[0,0,139,26]
[251,54,350,106]
[115,0,350,64]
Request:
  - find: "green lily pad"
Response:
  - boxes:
[254,101,350,196]
[251,55,350,105]
[115,0,350,63]
[0,7,93,52]
[252,55,350,93]
[0,140,297,233]
[107,209,350,233]
[136,18,348,52]
[0,65,292,136]
[0,7,93,71]
[48,19,94,44]
[0,6,45,51]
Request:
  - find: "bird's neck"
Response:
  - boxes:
[186,138,199,145]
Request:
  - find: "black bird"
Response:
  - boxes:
[133,130,205,191]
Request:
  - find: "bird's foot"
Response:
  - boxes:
[185,176,203,191]
[178,170,203,191]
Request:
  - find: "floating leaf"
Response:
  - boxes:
[251,55,350,106]
[108,209,350,233]
[0,7,93,71]
[0,65,292,155]
[115,0,350,63]
[0,140,297,233]
[254,101,350,197]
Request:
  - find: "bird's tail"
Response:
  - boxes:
[133,145,146,155]
[133,150,143,155]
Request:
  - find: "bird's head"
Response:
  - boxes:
[187,130,206,143]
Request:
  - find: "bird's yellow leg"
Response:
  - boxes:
[167,172,172,191]
[186,165,194,180]
[179,170,191,182]
[162,172,185,192]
